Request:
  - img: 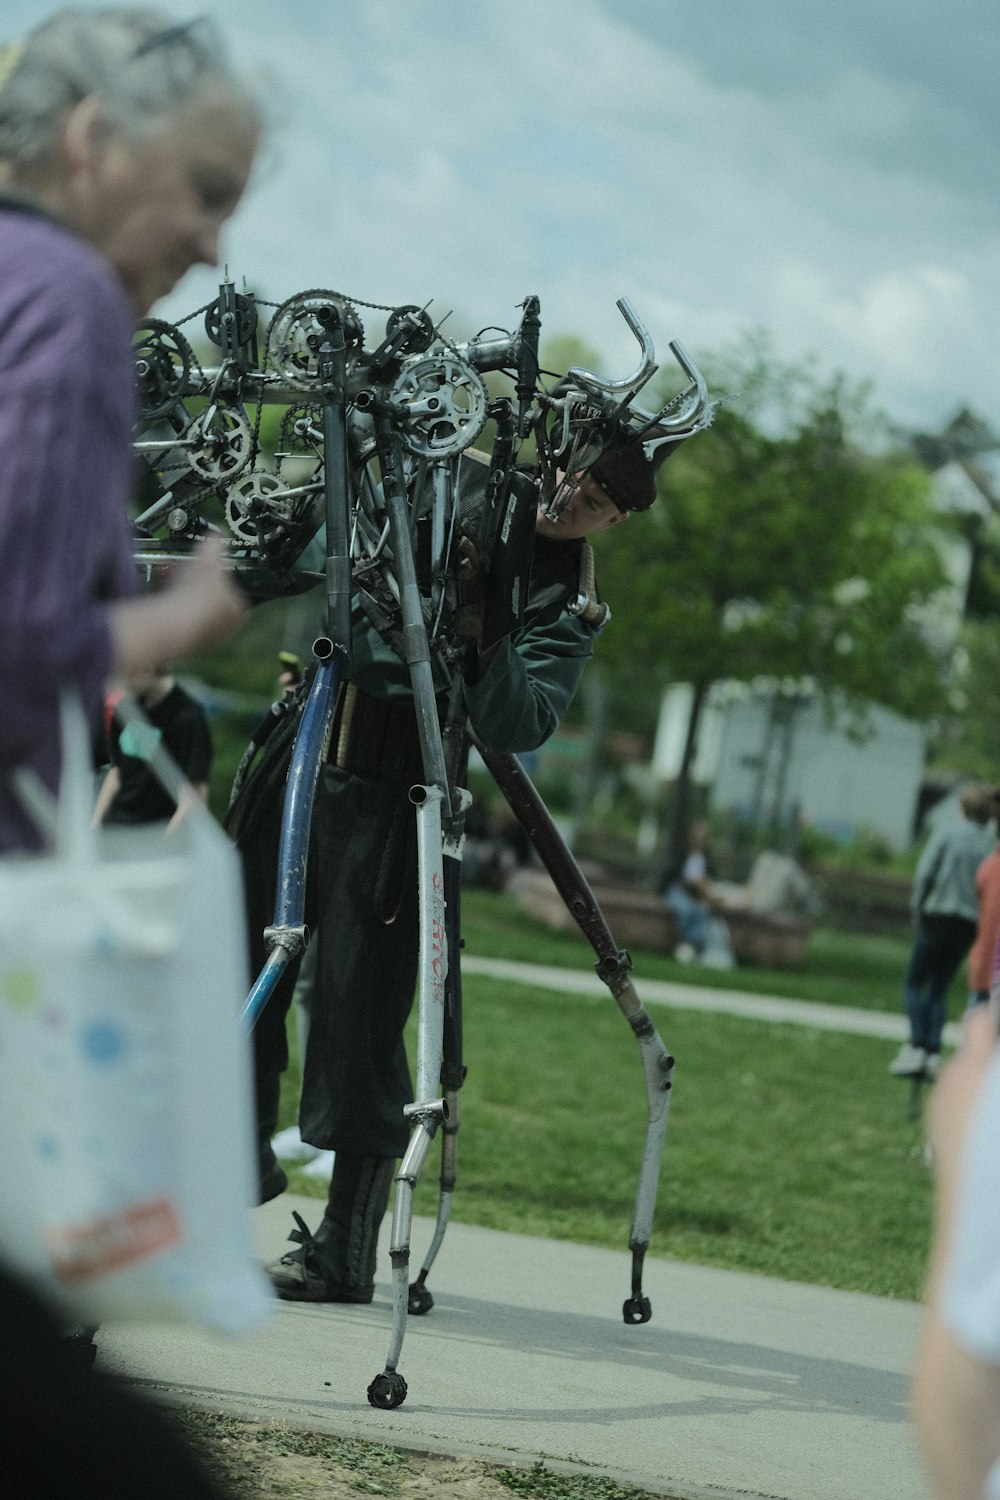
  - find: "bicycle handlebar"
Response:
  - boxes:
[566,298,657,396]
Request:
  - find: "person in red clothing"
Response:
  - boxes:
[971,834,1000,1005]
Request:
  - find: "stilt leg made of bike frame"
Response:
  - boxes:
[367,786,448,1409]
[242,655,340,1030]
[411,787,449,1110]
[366,1113,440,1409]
[479,743,675,1324]
[363,412,461,1400]
[242,310,352,1029]
[408,1089,459,1317]
[409,839,465,1317]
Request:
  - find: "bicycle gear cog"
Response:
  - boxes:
[225,471,291,544]
[384,303,435,355]
[133,320,193,422]
[266,291,365,390]
[204,291,258,351]
[275,404,324,473]
[389,353,488,458]
[184,405,253,484]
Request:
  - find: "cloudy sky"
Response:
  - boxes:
[9,0,999,432]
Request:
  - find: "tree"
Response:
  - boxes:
[927,618,1000,782]
[588,338,950,868]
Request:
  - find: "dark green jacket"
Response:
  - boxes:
[349,534,601,754]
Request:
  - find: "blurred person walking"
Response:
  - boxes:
[914,1001,1000,1499]
[889,786,998,1082]
[0,9,260,1493]
[0,5,256,854]
[93,668,214,831]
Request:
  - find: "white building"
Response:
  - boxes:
[653,683,924,849]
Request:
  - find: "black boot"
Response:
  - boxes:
[267,1153,395,1302]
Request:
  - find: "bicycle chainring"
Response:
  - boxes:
[184,405,254,484]
[389,353,488,458]
[133,320,193,423]
[266,291,365,390]
[224,471,293,544]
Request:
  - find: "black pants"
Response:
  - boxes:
[236,706,422,1161]
[904,912,977,1053]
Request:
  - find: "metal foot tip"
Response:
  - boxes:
[623,1294,652,1324]
[408,1283,434,1316]
[367,1371,408,1409]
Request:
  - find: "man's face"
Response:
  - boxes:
[68,93,257,315]
[535,473,631,541]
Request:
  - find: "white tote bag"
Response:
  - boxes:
[0,703,272,1333]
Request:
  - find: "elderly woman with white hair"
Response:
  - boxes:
[0,7,259,854]
[0,10,261,1494]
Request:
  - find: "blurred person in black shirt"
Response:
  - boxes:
[94,669,213,831]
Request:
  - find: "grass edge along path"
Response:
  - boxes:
[176,1408,692,1499]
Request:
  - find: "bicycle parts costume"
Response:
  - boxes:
[130,280,714,1407]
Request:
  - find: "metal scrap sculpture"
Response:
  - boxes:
[130,279,714,1406]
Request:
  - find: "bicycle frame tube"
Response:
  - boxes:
[367,414,461,1406]
[241,654,340,1029]
[373,412,451,804]
[379,785,449,1382]
[411,783,449,1112]
[318,312,353,660]
[243,315,352,1033]
[477,741,675,1324]
[407,826,465,1316]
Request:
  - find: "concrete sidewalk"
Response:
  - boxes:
[97,1192,929,1500]
[461,953,962,1047]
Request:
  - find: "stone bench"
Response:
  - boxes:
[509,866,812,968]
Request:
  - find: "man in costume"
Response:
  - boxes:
[232,435,671,1302]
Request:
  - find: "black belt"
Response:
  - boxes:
[330,684,439,787]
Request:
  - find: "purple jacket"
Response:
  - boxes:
[0,205,137,852]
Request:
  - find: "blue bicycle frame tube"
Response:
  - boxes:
[243,309,351,1032]
[241,645,340,1030]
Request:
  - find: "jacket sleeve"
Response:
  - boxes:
[462,608,600,754]
[0,273,135,771]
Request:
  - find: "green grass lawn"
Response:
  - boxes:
[415,978,931,1301]
[277,959,934,1304]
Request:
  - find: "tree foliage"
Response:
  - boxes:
[590,340,950,737]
